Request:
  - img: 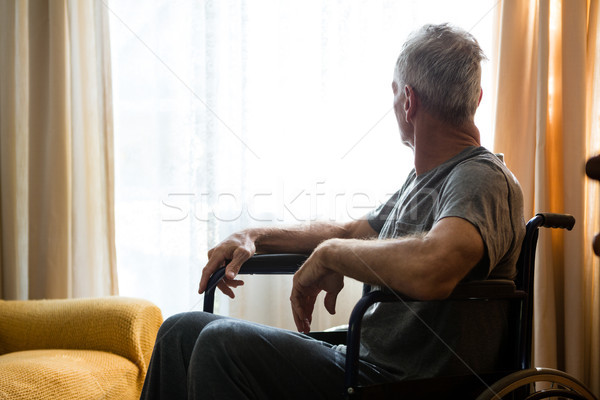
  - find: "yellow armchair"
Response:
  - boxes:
[0,297,163,400]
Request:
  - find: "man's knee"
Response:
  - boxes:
[196,319,250,348]
[155,312,222,351]
[193,319,269,364]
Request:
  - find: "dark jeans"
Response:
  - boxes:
[140,312,395,399]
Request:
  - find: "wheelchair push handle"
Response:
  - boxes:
[537,213,575,231]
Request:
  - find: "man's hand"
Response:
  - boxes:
[198,231,256,298]
[290,241,344,333]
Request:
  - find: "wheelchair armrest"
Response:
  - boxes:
[344,279,526,393]
[202,254,309,313]
[449,279,521,299]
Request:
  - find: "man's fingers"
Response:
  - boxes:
[324,292,337,315]
[217,281,236,299]
[291,303,311,333]
[225,248,253,279]
[291,303,308,333]
[199,248,251,294]
[199,232,255,296]
[225,279,245,288]
[198,255,226,294]
[290,291,304,331]
[290,285,317,333]
[200,276,245,300]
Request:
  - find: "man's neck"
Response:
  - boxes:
[412,113,481,176]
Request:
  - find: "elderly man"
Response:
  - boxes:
[141,23,525,399]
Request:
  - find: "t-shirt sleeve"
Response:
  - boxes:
[436,160,517,279]
[367,190,400,234]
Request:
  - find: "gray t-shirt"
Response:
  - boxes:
[360,146,525,379]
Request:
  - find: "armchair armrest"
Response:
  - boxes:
[0,297,163,372]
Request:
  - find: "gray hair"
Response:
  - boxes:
[395,24,486,126]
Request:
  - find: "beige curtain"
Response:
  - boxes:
[493,0,600,393]
[0,0,117,300]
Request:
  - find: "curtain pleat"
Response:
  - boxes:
[0,0,30,300]
[585,0,600,390]
[0,0,117,300]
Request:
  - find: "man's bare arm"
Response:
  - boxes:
[253,219,378,254]
[290,217,484,332]
[198,218,377,297]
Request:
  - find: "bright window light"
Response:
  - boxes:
[109,0,497,322]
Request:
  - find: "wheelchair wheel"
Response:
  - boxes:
[475,368,597,400]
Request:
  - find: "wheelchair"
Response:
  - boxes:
[203,213,597,399]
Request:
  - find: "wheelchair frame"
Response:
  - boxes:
[203,213,597,399]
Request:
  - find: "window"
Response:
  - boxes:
[109,0,497,328]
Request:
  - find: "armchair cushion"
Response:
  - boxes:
[0,350,139,399]
[0,297,163,400]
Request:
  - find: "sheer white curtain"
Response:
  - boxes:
[108,0,496,329]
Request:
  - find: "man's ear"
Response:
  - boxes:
[478,88,483,106]
[404,85,417,123]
